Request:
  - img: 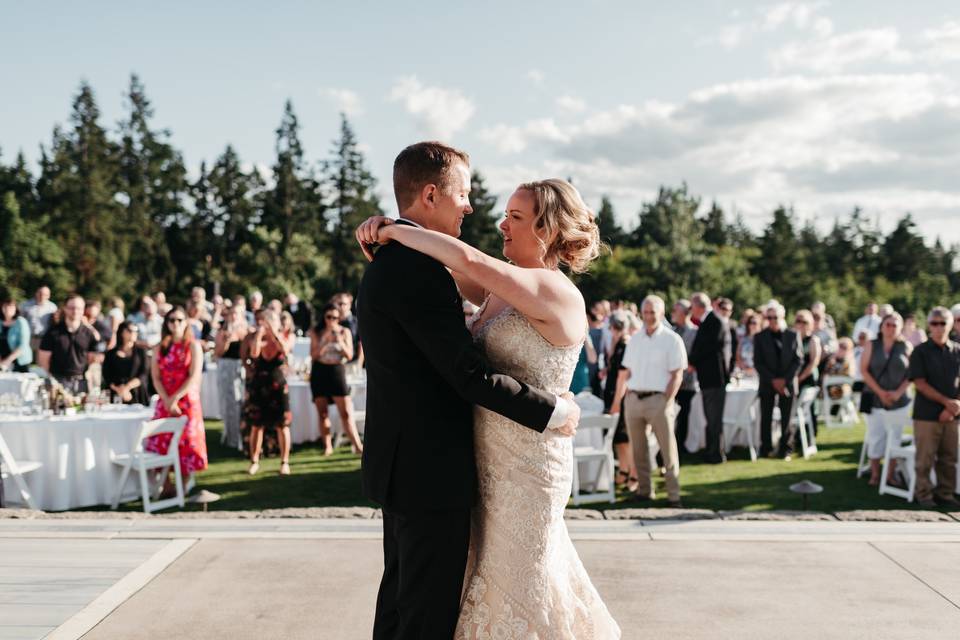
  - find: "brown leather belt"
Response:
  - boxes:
[631,390,661,400]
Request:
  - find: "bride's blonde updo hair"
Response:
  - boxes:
[516,178,602,273]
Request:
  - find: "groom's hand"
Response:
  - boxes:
[554,392,580,438]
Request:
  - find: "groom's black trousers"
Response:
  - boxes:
[373,507,471,639]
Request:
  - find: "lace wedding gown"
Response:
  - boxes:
[457,301,621,640]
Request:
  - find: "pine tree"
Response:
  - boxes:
[701,201,729,247]
[459,170,503,257]
[0,191,70,298]
[595,195,625,247]
[263,100,324,247]
[323,114,383,295]
[35,82,128,297]
[117,74,188,292]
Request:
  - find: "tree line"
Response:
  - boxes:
[1,76,958,334]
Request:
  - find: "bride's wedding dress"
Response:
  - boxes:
[456,300,621,639]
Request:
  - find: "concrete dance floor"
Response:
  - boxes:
[2,518,960,639]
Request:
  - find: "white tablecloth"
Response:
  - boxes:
[201,366,221,419]
[0,406,154,511]
[288,378,366,445]
[292,337,311,363]
[0,373,42,404]
[685,380,765,453]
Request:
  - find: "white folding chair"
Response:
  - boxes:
[573,391,605,415]
[0,432,42,510]
[723,391,760,461]
[571,415,618,505]
[110,416,188,513]
[822,376,858,428]
[879,423,918,502]
[795,386,820,459]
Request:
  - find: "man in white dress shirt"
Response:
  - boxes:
[612,294,687,507]
[852,302,882,341]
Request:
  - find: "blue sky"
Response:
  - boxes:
[2,1,959,241]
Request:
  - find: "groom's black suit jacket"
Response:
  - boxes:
[357,232,557,512]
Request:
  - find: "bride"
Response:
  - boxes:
[356,178,621,639]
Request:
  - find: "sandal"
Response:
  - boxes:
[615,469,630,486]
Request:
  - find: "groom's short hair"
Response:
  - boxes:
[393,141,470,212]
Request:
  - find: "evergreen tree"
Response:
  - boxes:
[751,207,810,310]
[595,195,625,247]
[263,100,324,247]
[881,214,929,282]
[459,170,503,257]
[35,82,128,297]
[0,191,70,298]
[117,74,188,292]
[323,114,383,295]
[202,145,265,288]
[701,201,729,247]
[630,184,702,249]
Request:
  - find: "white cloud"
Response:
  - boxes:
[706,2,829,49]
[923,21,960,61]
[478,72,960,239]
[556,95,587,113]
[321,88,363,116]
[527,69,545,86]
[771,27,913,72]
[389,76,475,140]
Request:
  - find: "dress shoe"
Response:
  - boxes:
[667,499,683,508]
[934,495,960,509]
[916,498,937,508]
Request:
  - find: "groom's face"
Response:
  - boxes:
[430,162,473,237]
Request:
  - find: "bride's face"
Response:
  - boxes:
[500,189,546,267]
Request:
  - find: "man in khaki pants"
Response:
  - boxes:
[612,295,687,507]
[908,306,960,508]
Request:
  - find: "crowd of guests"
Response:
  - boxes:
[2,285,365,493]
[584,297,960,509]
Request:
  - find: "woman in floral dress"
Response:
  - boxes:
[145,306,207,498]
[242,309,293,476]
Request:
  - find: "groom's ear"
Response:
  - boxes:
[421,183,438,209]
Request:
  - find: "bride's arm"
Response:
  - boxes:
[377,224,583,343]
[450,270,486,306]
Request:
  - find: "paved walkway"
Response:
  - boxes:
[2,518,960,639]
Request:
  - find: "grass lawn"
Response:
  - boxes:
[99,419,945,514]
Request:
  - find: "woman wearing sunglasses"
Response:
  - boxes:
[144,306,208,498]
[309,303,363,456]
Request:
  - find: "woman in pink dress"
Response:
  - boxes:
[145,306,207,497]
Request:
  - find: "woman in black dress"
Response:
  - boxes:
[102,322,149,405]
[310,303,363,456]
[602,313,637,491]
[242,310,293,476]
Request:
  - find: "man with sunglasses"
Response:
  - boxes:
[753,302,805,459]
[907,307,960,508]
[37,294,98,394]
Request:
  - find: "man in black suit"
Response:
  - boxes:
[689,292,731,463]
[357,141,580,640]
[754,302,804,459]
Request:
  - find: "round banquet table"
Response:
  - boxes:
[684,378,779,454]
[0,405,154,511]
[288,377,366,445]
[0,372,42,404]
[201,366,221,419]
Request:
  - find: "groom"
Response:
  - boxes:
[358,141,581,639]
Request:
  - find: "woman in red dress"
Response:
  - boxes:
[145,306,207,497]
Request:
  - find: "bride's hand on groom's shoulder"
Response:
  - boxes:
[355,216,396,262]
